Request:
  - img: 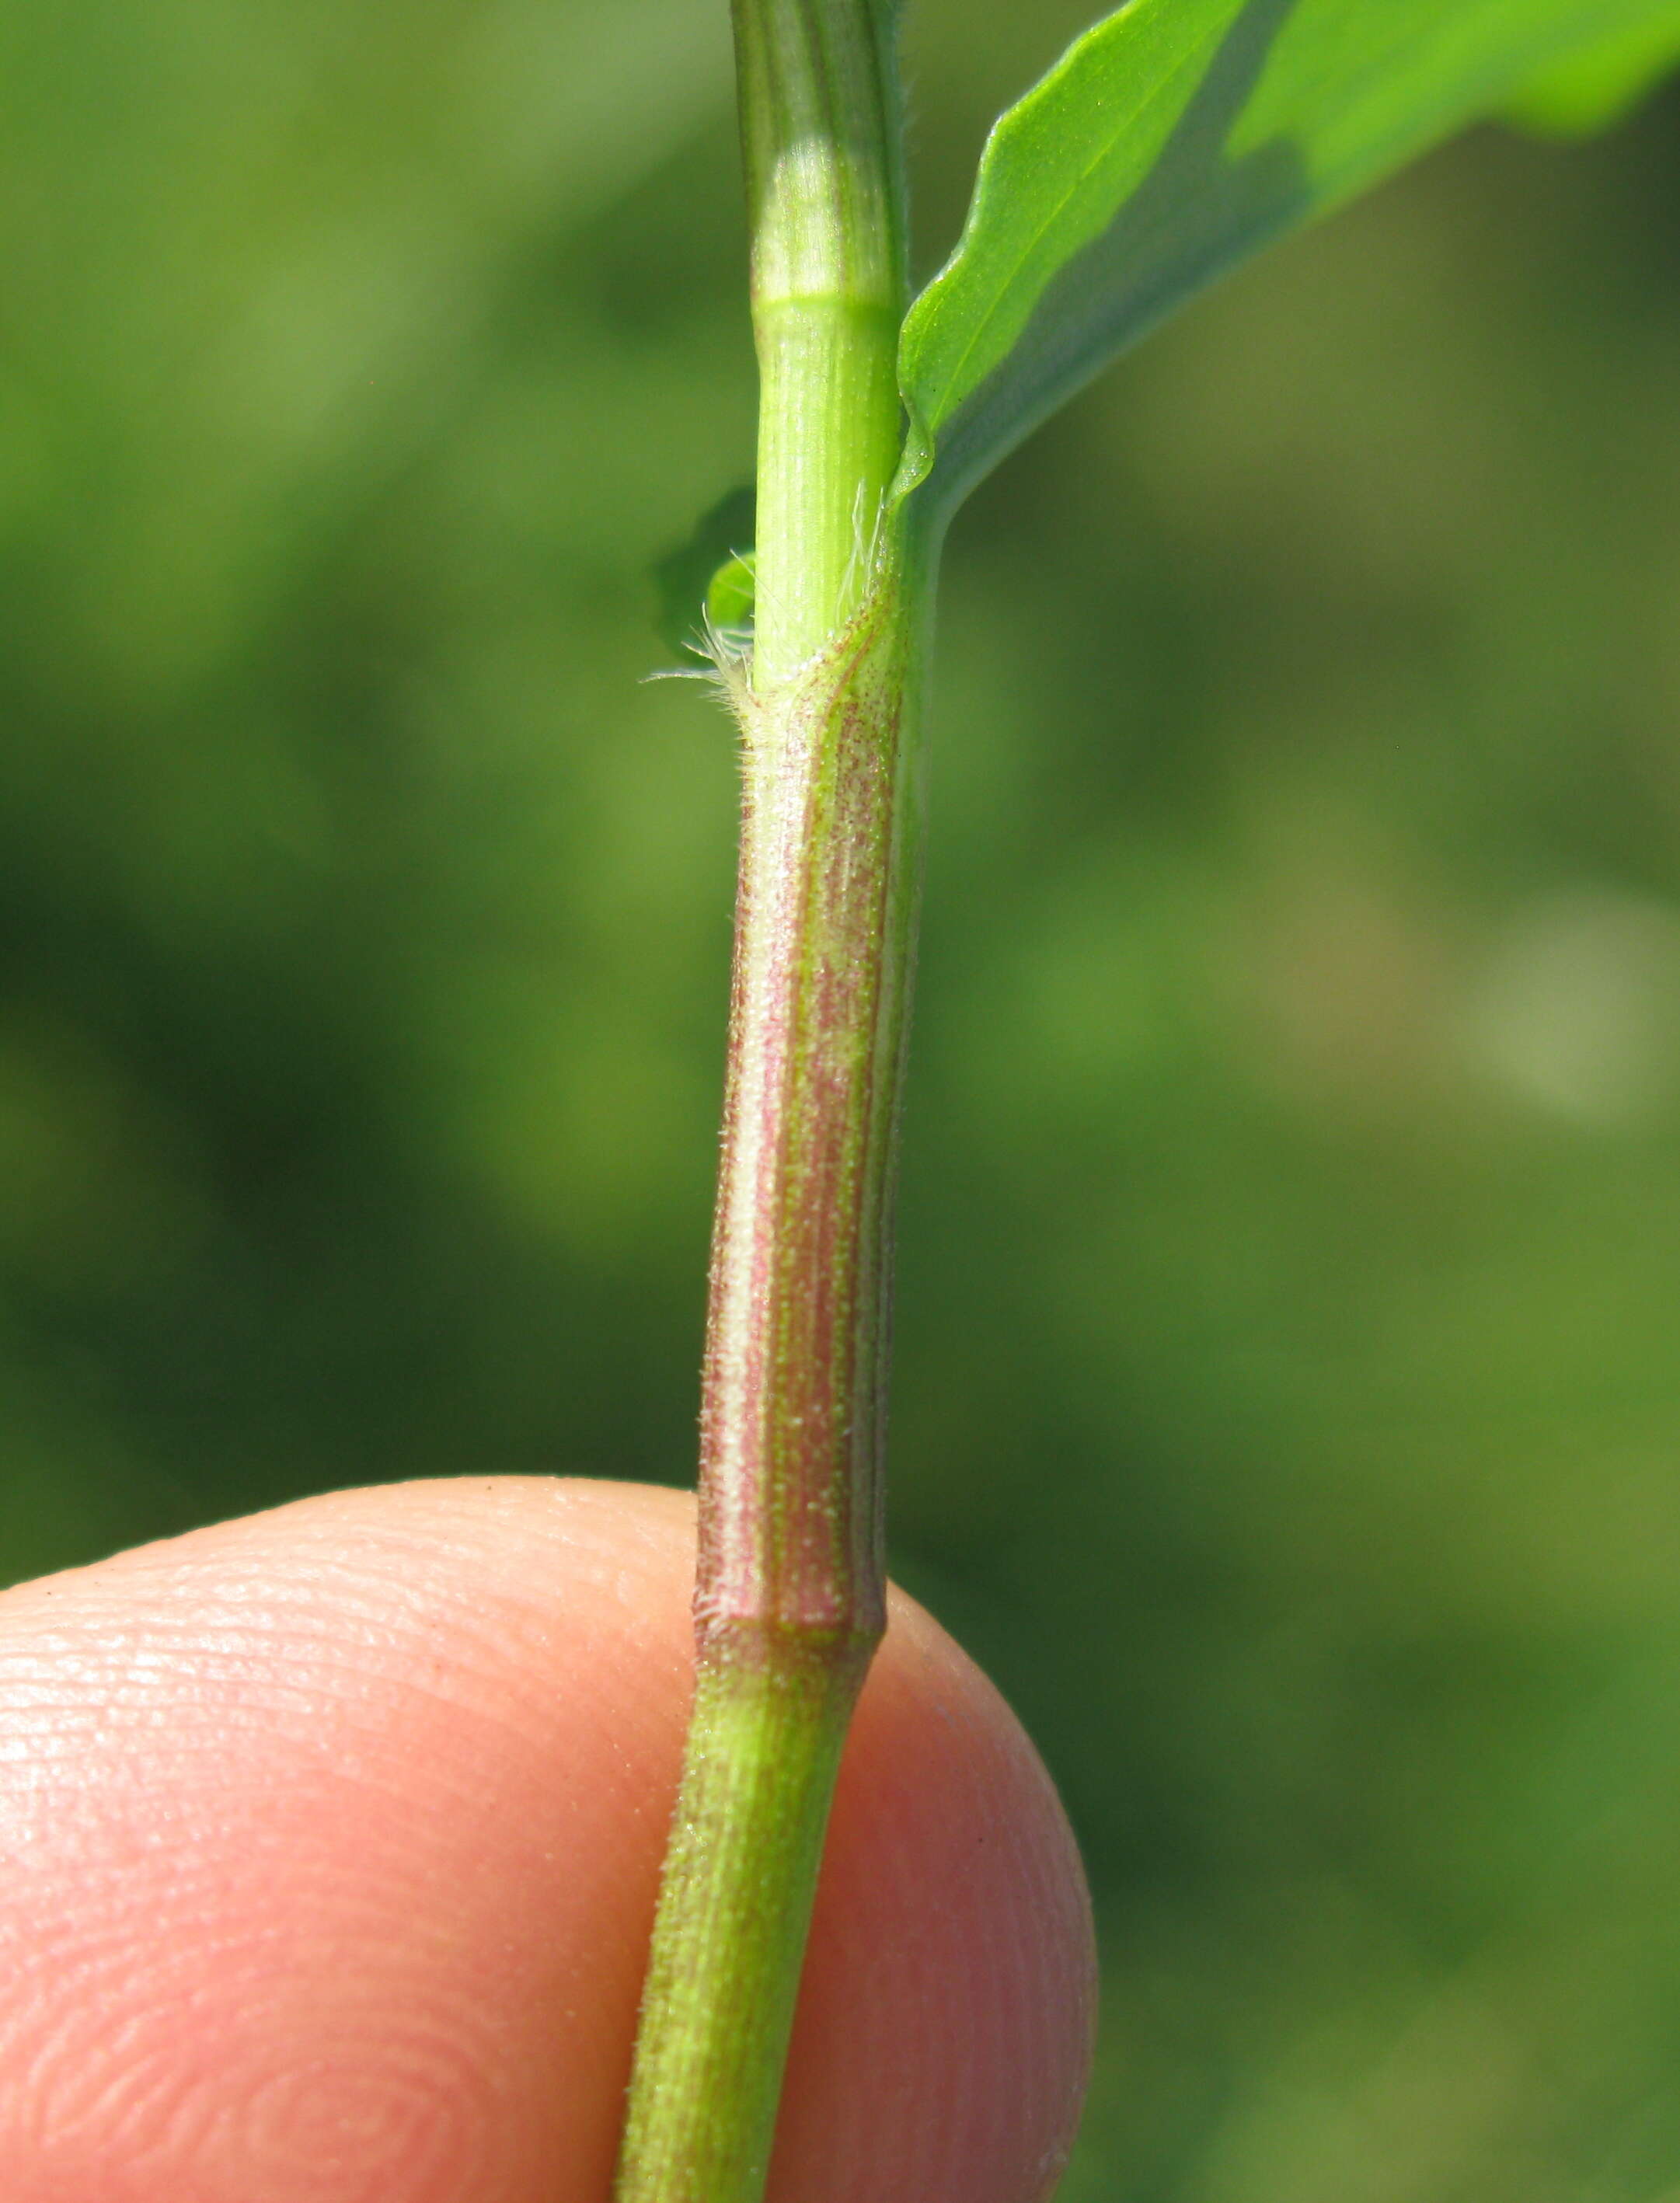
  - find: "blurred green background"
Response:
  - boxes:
[7,2,1680,2194]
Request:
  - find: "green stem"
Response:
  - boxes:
[611,1633,867,2200]
[613,5,923,2198]
[744,0,906,679]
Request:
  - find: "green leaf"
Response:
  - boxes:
[705,549,758,644]
[897,0,1680,521]
[1507,17,1680,132]
[652,486,756,661]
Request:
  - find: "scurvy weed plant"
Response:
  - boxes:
[614,4,1680,2196]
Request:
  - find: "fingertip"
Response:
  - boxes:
[0,1478,1096,2201]
[0,1477,699,2203]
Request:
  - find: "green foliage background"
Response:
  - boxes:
[6,2,1680,2193]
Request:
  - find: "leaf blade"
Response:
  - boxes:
[1507,16,1680,132]
[898,0,1680,519]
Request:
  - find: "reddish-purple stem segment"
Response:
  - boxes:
[697,587,918,1651]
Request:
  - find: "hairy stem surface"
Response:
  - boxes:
[612,4,926,2198]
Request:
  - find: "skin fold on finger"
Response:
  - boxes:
[0,1478,1096,2203]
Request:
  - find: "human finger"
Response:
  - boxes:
[0,1476,1094,2201]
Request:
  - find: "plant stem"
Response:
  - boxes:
[743,0,906,679]
[612,5,922,2198]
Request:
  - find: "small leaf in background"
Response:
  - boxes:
[704,549,757,647]
[897,0,1680,522]
[652,485,756,661]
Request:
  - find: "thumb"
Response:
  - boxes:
[0,1476,1094,2202]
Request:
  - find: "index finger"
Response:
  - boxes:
[0,1476,1095,2201]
